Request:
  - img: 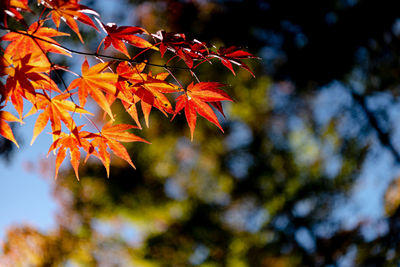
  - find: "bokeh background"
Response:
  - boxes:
[2,0,400,266]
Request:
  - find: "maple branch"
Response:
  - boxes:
[164,67,185,90]
[190,70,201,83]
[52,66,76,107]
[0,4,254,181]
[83,113,101,134]
[8,24,92,137]
[38,7,48,21]
[193,59,210,69]
[0,25,191,71]
[130,46,154,61]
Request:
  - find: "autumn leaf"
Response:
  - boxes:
[4,50,52,74]
[120,97,141,129]
[42,0,99,43]
[82,121,149,177]
[116,61,179,127]
[0,0,258,182]
[2,0,31,26]
[152,30,195,68]
[0,109,23,147]
[211,46,259,77]
[173,82,232,140]
[47,122,148,179]
[98,22,157,57]
[2,54,59,119]
[1,21,71,59]
[151,30,211,69]
[67,58,118,119]
[48,125,91,180]
[24,92,93,145]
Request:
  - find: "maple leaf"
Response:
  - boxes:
[2,0,31,26]
[2,53,61,119]
[1,21,71,59]
[67,58,118,119]
[119,96,141,129]
[4,50,52,73]
[98,22,157,57]
[210,46,259,77]
[186,41,212,66]
[48,125,91,180]
[42,0,99,43]
[0,109,23,147]
[0,0,258,182]
[173,82,233,140]
[151,31,211,69]
[81,121,149,177]
[24,92,93,145]
[152,30,196,68]
[116,61,180,127]
[152,30,186,57]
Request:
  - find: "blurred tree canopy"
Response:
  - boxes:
[2,0,400,266]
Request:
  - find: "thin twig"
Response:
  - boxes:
[0,25,191,70]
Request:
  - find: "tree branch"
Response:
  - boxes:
[0,25,190,70]
[350,90,400,163]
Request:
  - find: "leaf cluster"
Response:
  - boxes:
[0,0,257,179]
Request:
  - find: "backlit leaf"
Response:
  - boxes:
[67,58,117,119]
[173,82,232,140]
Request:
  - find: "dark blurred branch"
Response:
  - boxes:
[350,90,400,163]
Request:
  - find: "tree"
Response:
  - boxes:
[0,0,257,180]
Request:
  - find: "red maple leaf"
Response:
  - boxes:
[151,31,211,69]
[152,30,195,68]
[98,22,157,57]
[42,0,99,43]
[173,82,232,140]
[2,0,31,26]
[211,46,259,77]
[2,53,60,119]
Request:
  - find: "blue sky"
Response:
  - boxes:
[0,116,57,241]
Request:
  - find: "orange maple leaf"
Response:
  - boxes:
[116,61,179,127]
[67,58,118,119]
[0,109,23,147]
[1,21,71,59]
[81,121,149,177]
[48,125,91,180]
[24,92,93,145]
